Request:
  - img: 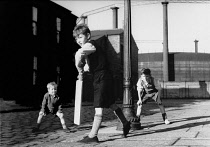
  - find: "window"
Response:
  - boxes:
[56,17,61,43]
[33,56,37,85]
[56,66,60,85]
[32,7,38,35]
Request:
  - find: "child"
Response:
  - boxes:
[33,82,69,132]
[136,68,170,125]
[73,23,131,143]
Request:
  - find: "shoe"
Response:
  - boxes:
[78,136,99,143]
[63,128,73,133]
[123,121,131,138]
[165,119,170,125]
[136,115,141,121]
[32,127,40,132]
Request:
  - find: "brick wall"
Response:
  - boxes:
[161,81,210,98]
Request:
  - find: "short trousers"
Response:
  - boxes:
[141,91,162,105]
[43,108,62,115]
[93,70,115,108]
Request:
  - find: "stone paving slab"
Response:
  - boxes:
[174,138,210,146]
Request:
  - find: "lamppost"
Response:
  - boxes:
[120,0,141,130]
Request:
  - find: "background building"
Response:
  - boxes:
[0,0,78,106]
[138,52,210,82]
[138,52,210,99]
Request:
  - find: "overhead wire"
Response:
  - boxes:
[80,0,209,17]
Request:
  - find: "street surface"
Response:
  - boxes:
[1,99,210,147]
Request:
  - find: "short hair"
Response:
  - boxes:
[140,68,151,75]
[73,23,91,38]
[47,82,57,89]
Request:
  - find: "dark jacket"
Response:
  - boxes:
[40,93,62,114]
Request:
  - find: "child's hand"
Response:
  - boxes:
[83,63,89,72]
[76,49,86,57]
[137,100,142,106]
[40,111,46,116]
[77,72,83,81]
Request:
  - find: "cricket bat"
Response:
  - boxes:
[74,80,83,125]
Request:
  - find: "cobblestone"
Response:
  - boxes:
[0,104,118,146]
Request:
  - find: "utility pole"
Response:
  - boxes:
[120,0,140,130]
[162,1,169,82]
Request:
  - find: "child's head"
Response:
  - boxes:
[73,23,91,47]
[140,68,151,84]
[47,82,57,96]
[140,68,151,76]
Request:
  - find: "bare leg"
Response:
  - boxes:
[136,104,143,117]
[158,104,166,114]
[32,111,44,132]
[56,112,67,129]
[37,111,45,128]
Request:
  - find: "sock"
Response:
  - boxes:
[114,108,128,126]
[162,113,167,121]
[88,114,102,138]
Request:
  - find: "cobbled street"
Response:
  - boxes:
[1,99,210,147]
[0,105,118,147]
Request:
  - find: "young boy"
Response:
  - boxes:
[33,82,69,132]
[136,68,170,125]
[73,23,131,143]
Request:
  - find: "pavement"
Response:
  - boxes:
[0,98,210,147]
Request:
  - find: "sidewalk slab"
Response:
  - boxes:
[174,138,210,146]
[98,126,123,134]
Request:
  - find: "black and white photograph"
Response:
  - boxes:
[0,0,210,146]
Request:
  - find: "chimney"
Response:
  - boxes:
[194,40,198,53]
[76,16,88,25]
[111,7,119,29]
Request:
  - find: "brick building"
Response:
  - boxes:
[0,0,78,105]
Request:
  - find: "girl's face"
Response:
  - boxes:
[48,86,57,96]
[75,33,90,47]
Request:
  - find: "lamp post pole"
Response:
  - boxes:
[120,0,141,130]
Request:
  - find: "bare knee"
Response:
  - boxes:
[56,112,64,118]
[39,111,45,117]
[95,108,103,115]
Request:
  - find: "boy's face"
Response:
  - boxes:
[75,33,90,47]
[141,74,151,84]
[48,86,57,96]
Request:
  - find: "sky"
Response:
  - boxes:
[52,0,210,53]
